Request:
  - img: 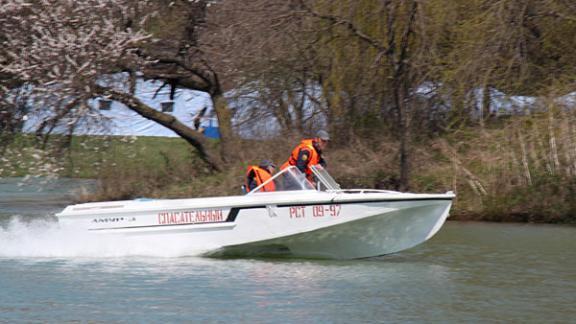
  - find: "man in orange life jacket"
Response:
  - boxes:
[245,159,276,193]
[281,130,330,182]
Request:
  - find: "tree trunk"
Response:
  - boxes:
[395,83,411,192]
[210,88,237,163]
[393,0,418,191]
[141,57,237,166]
[481,84,491,123]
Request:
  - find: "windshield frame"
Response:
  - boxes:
[247,165,342,194]
[246,166,315,195]
[310,165,341,191]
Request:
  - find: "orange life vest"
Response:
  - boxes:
[280,139,320,178]
[245,166,276,192]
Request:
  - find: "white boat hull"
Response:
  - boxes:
[209,198,452,259]
[56,190,453,259]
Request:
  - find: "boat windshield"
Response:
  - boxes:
[248,166,314,194]
[248,165,341,194]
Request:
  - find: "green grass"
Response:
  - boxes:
[67,135,197,178]
[1,134,200,179]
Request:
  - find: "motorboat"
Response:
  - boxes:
[56,165,455,259]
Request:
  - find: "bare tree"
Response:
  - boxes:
[203,0,327,138]
[288,0,424,190]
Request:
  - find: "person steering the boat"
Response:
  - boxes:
[280,130,330,183]
[245,159,277,193]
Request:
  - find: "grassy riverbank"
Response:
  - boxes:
[2,111,576,224]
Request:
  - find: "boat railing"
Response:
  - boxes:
[310,165,341,191]
[340,189,402,194]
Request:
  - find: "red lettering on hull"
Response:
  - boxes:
[289,206,306,218]
[290,204,341,219]
[157,209,224,225]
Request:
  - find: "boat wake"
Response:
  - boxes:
[0,217,210,258]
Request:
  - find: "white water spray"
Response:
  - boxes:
[0,217,210,258]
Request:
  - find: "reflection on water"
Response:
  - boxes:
[0,178,575,322]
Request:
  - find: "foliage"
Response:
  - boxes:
[438,106,576,223]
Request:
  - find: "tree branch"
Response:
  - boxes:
[95,85,222,171]
[292,0,389,54]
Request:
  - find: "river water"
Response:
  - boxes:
[0,178,575,322]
